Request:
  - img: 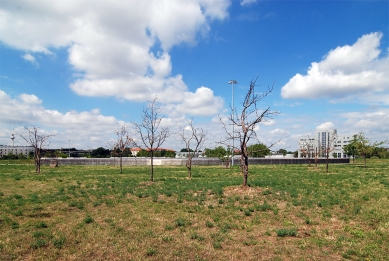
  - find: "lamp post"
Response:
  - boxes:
[68,140,70,157]
[228,80,237,166]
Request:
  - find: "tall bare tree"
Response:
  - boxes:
[320,130,337,173]
[17,125,55,173]
[113,124,134,173]
[220,77,279,186]
[300,132,315,166]
[133,97,170,182]
[178,119,206,178]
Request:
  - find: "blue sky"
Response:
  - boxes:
[0,0,388,152]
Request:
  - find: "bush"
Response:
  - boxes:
[83,216,94,224]
[276,228,297,237]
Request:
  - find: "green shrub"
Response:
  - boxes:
[30,239,47,249]
[205,221,214,228]
[276,228,297,237]
[83,216,94,224]
[53,236,66,249]
[36,221,48,228]
[146,247,156,256]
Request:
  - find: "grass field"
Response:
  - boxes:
[0,159,388,260]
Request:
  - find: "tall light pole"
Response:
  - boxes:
[228,80,237,166]
[68,140,71,157]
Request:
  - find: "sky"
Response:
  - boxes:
[0,0,388,152]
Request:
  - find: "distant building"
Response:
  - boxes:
[297,129,354,158]
[0,145,35,158]
[130,148,142,156]
[176,151,202,158]
[265,154,295,159]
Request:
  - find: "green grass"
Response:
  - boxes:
[0,159,388,260]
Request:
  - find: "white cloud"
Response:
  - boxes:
[0,90,121,148]
[0,0,230,112]
[270,128,290,136]
[21,53,37,65]
[281,32,389,104]
[240,0,257,6]
[261,119,276,126]
[19,93,42,105]
[0,89,223,150]
[316,122,335,131]
[165,87,224,117]
[341,109,389,134]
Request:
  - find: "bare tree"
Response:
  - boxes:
[300,132,315,166]
[320,130,337,173]
[17,125,55,173]
[113,124,134,174]
[220,77,279,186]
[314,147,319,170]
[133,97,170,182]
[178,119,206,178]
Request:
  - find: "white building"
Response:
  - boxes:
[0,145,35,158]
[297,129,354,158]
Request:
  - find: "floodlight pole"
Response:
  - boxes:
[228,80,237,167]
[68,140,71,157]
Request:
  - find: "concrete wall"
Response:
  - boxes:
[53,157,350,166]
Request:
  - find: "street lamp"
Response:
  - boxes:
[68,140,71,157]
[228,80,237,166]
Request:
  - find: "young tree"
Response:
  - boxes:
[17,125,55,173]
[203,146,228,159]
[247,143,270,157]
[178,119,206,178]
[343,135,358,164]
[220,77,279,186]
[321,130,337,173]
[373,147,389,159]
[277,149,288,156]
[299,132,315,166]
[113,124,134,174]
[133,97,170,182]
[354,132,385,168]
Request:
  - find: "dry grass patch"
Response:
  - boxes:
[1,160,388,260]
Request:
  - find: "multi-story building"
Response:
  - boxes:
[0,145,35,158]
[297,129,354,158]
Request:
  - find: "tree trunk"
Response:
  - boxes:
[186,156,192,178]
[364,156,366,168]
[35,158,40,173]
[241,153,249,186]
[119,153,123,174]
[35,148,41,173]
[326,155,329,173]
[150,151,154,182]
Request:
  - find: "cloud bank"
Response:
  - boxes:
[0,90,121,148]
[281,32,389,104]
[0,0,229,116]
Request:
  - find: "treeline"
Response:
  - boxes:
[344,143,389,159]
[0,147,176,160]
[343,133,389,159]
[203,144,294,159]
[0,152,33,160]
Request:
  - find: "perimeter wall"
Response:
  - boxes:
[52,157,350,166]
